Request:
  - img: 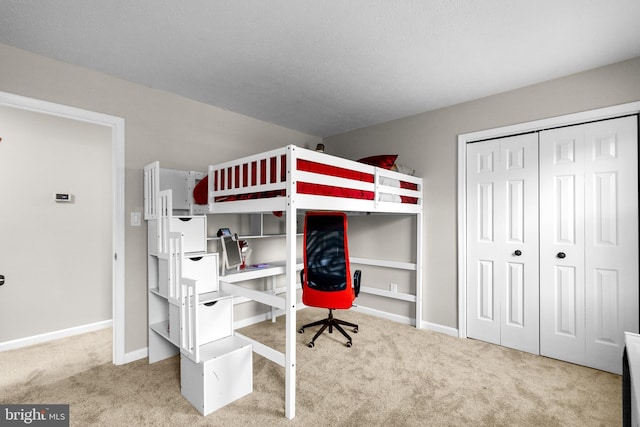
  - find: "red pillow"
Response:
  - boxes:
[357,154,398,170]
[193,175,208,205]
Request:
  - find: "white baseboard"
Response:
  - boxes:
[420,320,459,337]
[0,319,112,352]
[351,305,414,326]
[353,305,459,337]
[123,347,148,364]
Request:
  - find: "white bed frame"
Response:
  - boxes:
[144,145,423,419]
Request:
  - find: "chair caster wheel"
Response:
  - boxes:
[307,342,314,348]
[346,341,352,348]
[298,328,305,334]
[353,327,358,333]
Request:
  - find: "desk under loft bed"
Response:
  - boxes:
[144,145,423,419]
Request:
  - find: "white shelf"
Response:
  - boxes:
[149,321,171,341]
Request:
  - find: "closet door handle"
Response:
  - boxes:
[557,252,566,259]
[514,250,522,256]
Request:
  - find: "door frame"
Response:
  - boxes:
[0,91,126,365]
[457,100,640,339]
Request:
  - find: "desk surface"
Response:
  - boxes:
[220,259,302,283]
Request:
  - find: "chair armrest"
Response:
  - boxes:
[353,270,361,297]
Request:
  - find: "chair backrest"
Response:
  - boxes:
[302,211,355,310]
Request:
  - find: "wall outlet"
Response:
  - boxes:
[389,283,398,293]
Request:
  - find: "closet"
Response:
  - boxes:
[465,115,638,374]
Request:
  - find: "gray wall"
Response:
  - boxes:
[0,43,317,354]
[325,56,640,329]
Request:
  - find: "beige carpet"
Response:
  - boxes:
[0,309,621,426]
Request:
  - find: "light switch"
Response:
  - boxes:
[131,212,142,227]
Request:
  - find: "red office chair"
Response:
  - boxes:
[298,211,361,348]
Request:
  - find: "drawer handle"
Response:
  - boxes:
[178,217,192,222]
[204,301,218,307]
[189,257,203,261]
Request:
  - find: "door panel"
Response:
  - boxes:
[540,126,586,365]
[555,175,577,244]
[540,116,638,374]
[467,133,539,354]
[584,116,638,373]
[506,262,524,326]
[478,182,495,242]
[507,180,524,243]
[467,141,501,345]
[593,268,618,343]
[500,134,539,354]
[477,260,495,322]
[556,266,577,336]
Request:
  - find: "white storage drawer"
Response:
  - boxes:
[158,250,218,298]
[183,253,218,294]
[171,216,206,253]
[147,216,207,255]
[199,296,232,345]
[180,336,252,416]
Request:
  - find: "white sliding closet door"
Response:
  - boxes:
[466,133,540,354]
[540,116,639,373]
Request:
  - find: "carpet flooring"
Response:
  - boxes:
[0,308,621,426]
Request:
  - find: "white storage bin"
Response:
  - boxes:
[181,336,252,416]
[199,296,232,345]
[183,253,218,293]
[148,216,207,255]
[171,216,206,253]
[158,251,218,298]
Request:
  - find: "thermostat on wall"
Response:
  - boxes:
[55,193,73,203]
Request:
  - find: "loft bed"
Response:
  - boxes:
[144,145,423,419]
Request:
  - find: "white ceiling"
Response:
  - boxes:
[1,1,639,137]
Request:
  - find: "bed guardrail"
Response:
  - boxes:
[206,145,422,213]
[207,146,289,210]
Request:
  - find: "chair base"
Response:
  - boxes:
[298,309,358,347]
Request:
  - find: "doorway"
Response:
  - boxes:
[0,91,125,365]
